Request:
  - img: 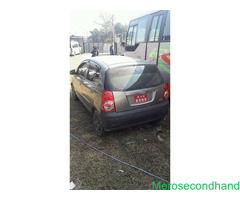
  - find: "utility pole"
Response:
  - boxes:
[112,14,114,44]
[112,14,116,54]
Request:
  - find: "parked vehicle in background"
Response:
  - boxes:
[124,10,170,98]
[70,35,84,53]
[70,40,81,56]
[70,56,169,137]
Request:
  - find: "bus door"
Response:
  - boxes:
[146,11,170,86]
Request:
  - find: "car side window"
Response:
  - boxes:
[87,62,101,82]
[77,62,89,77]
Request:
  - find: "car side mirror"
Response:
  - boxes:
[70,69,76,75]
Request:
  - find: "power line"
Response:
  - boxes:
[70,133,170,184]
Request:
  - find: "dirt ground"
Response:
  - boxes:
[70,54,170,190]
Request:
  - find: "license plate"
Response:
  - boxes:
[134,94,148,104]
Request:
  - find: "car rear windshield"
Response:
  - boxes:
[105,65,162,91]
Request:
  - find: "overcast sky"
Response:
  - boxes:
[70,10,154,37]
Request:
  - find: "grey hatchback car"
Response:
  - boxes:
[70,56,169,136]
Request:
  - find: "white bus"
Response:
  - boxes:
[124,10,170,97]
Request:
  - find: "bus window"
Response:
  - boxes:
[127,25,137,46]
[136,18,147,43]
[155,16,163,41]
[132,26,137,45]
[162,11,170,41]
[149,15,163,42]
[127,26,133,46]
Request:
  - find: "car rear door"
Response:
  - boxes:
[105,64,165,112]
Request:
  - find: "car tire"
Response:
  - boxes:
[93,110,106,137]
[71,84,78,101]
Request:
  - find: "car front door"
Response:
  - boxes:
[72,62,89,103]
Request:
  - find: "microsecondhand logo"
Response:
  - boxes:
[152,181,240,190]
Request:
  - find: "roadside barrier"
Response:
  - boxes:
[70,133,170,184]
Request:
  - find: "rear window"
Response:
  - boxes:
[106,65,162,91]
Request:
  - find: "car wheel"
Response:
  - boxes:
[93,110,106,137]
[71,84,78,101]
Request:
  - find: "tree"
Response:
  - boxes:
[95,12,115,43]
[89,28,99,42]
[90,12,128,44]
[114,23,128,35]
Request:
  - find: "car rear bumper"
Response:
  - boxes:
[100,101,169,131]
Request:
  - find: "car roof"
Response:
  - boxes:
[89,56,154,69]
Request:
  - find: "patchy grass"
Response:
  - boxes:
[70,92,170,190]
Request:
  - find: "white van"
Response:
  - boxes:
[70,40,81,56]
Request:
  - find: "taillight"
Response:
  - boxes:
[163,83,169,100]
[101,90,116,112]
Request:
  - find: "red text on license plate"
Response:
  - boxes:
[134,94,148,104]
